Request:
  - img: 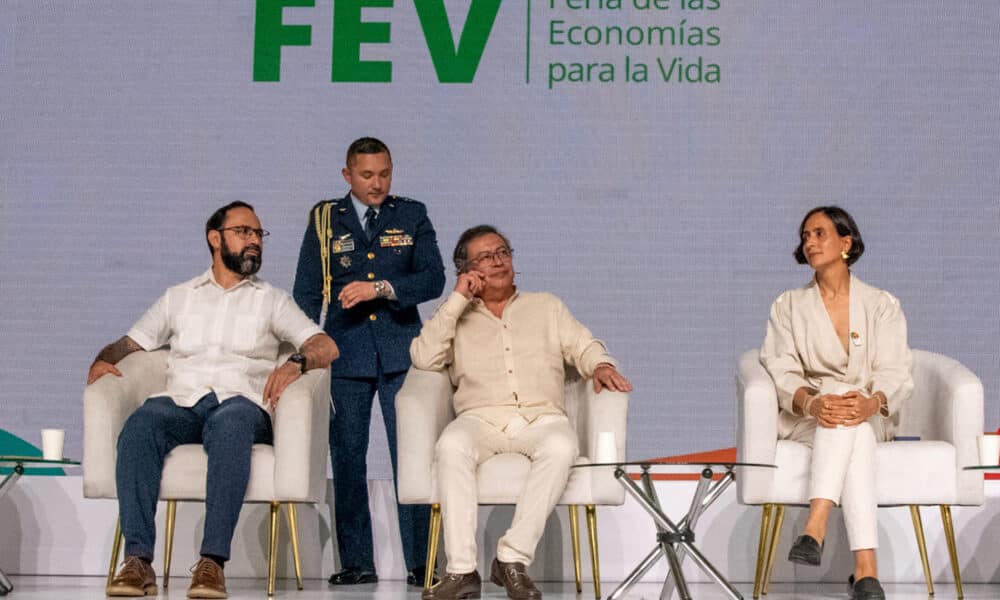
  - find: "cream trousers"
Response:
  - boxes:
[787,416,884,551]
[434,413,578,574]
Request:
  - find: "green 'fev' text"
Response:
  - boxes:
[252,0,502,83]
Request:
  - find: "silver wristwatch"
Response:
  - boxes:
[373,280,387,298]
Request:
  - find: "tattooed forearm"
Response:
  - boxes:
[94,336,143,365]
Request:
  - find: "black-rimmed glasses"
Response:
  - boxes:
[468,247,513,267]
[218,226,270,241]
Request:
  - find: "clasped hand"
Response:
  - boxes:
[809,391,878,428]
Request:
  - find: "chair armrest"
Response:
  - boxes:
[273,367,331,503]
[911,350,984,504]
[82,350,168,498]
[570,380,628,462]
[736,349,782,505]
[736,349,778,464]
[396,367,455,504]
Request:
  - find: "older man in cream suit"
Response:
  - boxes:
[410,225,632,600]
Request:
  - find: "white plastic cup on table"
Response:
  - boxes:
[595,431,618,465]
[41,429,65,461]
[978,433,1000,466]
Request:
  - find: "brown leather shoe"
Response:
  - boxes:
[187,558,227,599]
[490,559,541,600]
[422,570,481,600]
[107,556,157,597]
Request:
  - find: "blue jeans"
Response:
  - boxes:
[115,393,273,562]
[330,370,430,571]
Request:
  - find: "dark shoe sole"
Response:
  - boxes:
[787,550,821,566]
[423,590,480,600]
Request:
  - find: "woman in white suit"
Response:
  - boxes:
[760,206,913,600]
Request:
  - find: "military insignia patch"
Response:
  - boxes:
[379,234,414,247]
[332,238,356,253]
[340,255,352,268]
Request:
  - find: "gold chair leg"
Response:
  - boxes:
[940,505,963,600]
[909,505,935,597]
[268,501,280,597]
[568,505,582,594]
[163,500,176,589]
[585,505,601,600]
[106,517,123,589]
[762,504,785,595]
[285,503,303,590]
[425,504,442,591]
[752,504,774,600]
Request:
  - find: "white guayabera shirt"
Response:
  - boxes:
[127,269,324,410]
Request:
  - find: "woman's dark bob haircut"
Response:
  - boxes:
[794,206,865,266]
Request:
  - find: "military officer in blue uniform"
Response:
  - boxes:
[293,137,446,586]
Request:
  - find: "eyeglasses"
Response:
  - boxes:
[468,247,513,267]
[218,226,270,241]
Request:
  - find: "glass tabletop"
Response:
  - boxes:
[963,465,1000,471]
[0,455,80,467]
[574,459,776,469]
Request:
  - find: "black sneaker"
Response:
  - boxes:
[787,535,823,566]
[848,575,886,600]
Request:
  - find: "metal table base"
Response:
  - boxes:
[0,464,26,595]
[606,465,741,600]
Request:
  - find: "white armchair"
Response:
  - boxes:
[736,348,984,599]
[82,347,331,596]
[396,366,628,598]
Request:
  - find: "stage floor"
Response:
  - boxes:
[3,576,995,599]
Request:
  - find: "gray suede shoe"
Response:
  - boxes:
[848,575,886,600]
[787,535,823,566]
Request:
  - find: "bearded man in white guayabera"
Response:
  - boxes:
[88,202,338,599]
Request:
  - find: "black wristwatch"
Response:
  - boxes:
[286,353,307,373]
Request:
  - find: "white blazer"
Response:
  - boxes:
[760,275,914,440]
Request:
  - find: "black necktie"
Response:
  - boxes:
[364,206,378,240]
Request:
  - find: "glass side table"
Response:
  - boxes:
[0,456,81,596]
[574,459,775,600]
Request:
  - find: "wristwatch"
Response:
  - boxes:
[286,353,307,373]
[373,280,387,298]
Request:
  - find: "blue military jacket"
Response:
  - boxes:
[293,193,446,378]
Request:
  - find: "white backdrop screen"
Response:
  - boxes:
[2,1,998,477]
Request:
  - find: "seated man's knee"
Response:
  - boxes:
[536,430,579,465]
[208,398,262,428]
[118,402,169,449]
[435,429,477,465]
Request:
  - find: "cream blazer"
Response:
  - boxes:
[760,275,914,441]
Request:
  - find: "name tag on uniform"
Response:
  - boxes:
[379,234,413,247]
[332,239,355,253]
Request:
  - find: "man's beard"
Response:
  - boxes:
[221,238,262,276]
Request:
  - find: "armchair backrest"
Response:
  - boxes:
[897,349,984,441]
